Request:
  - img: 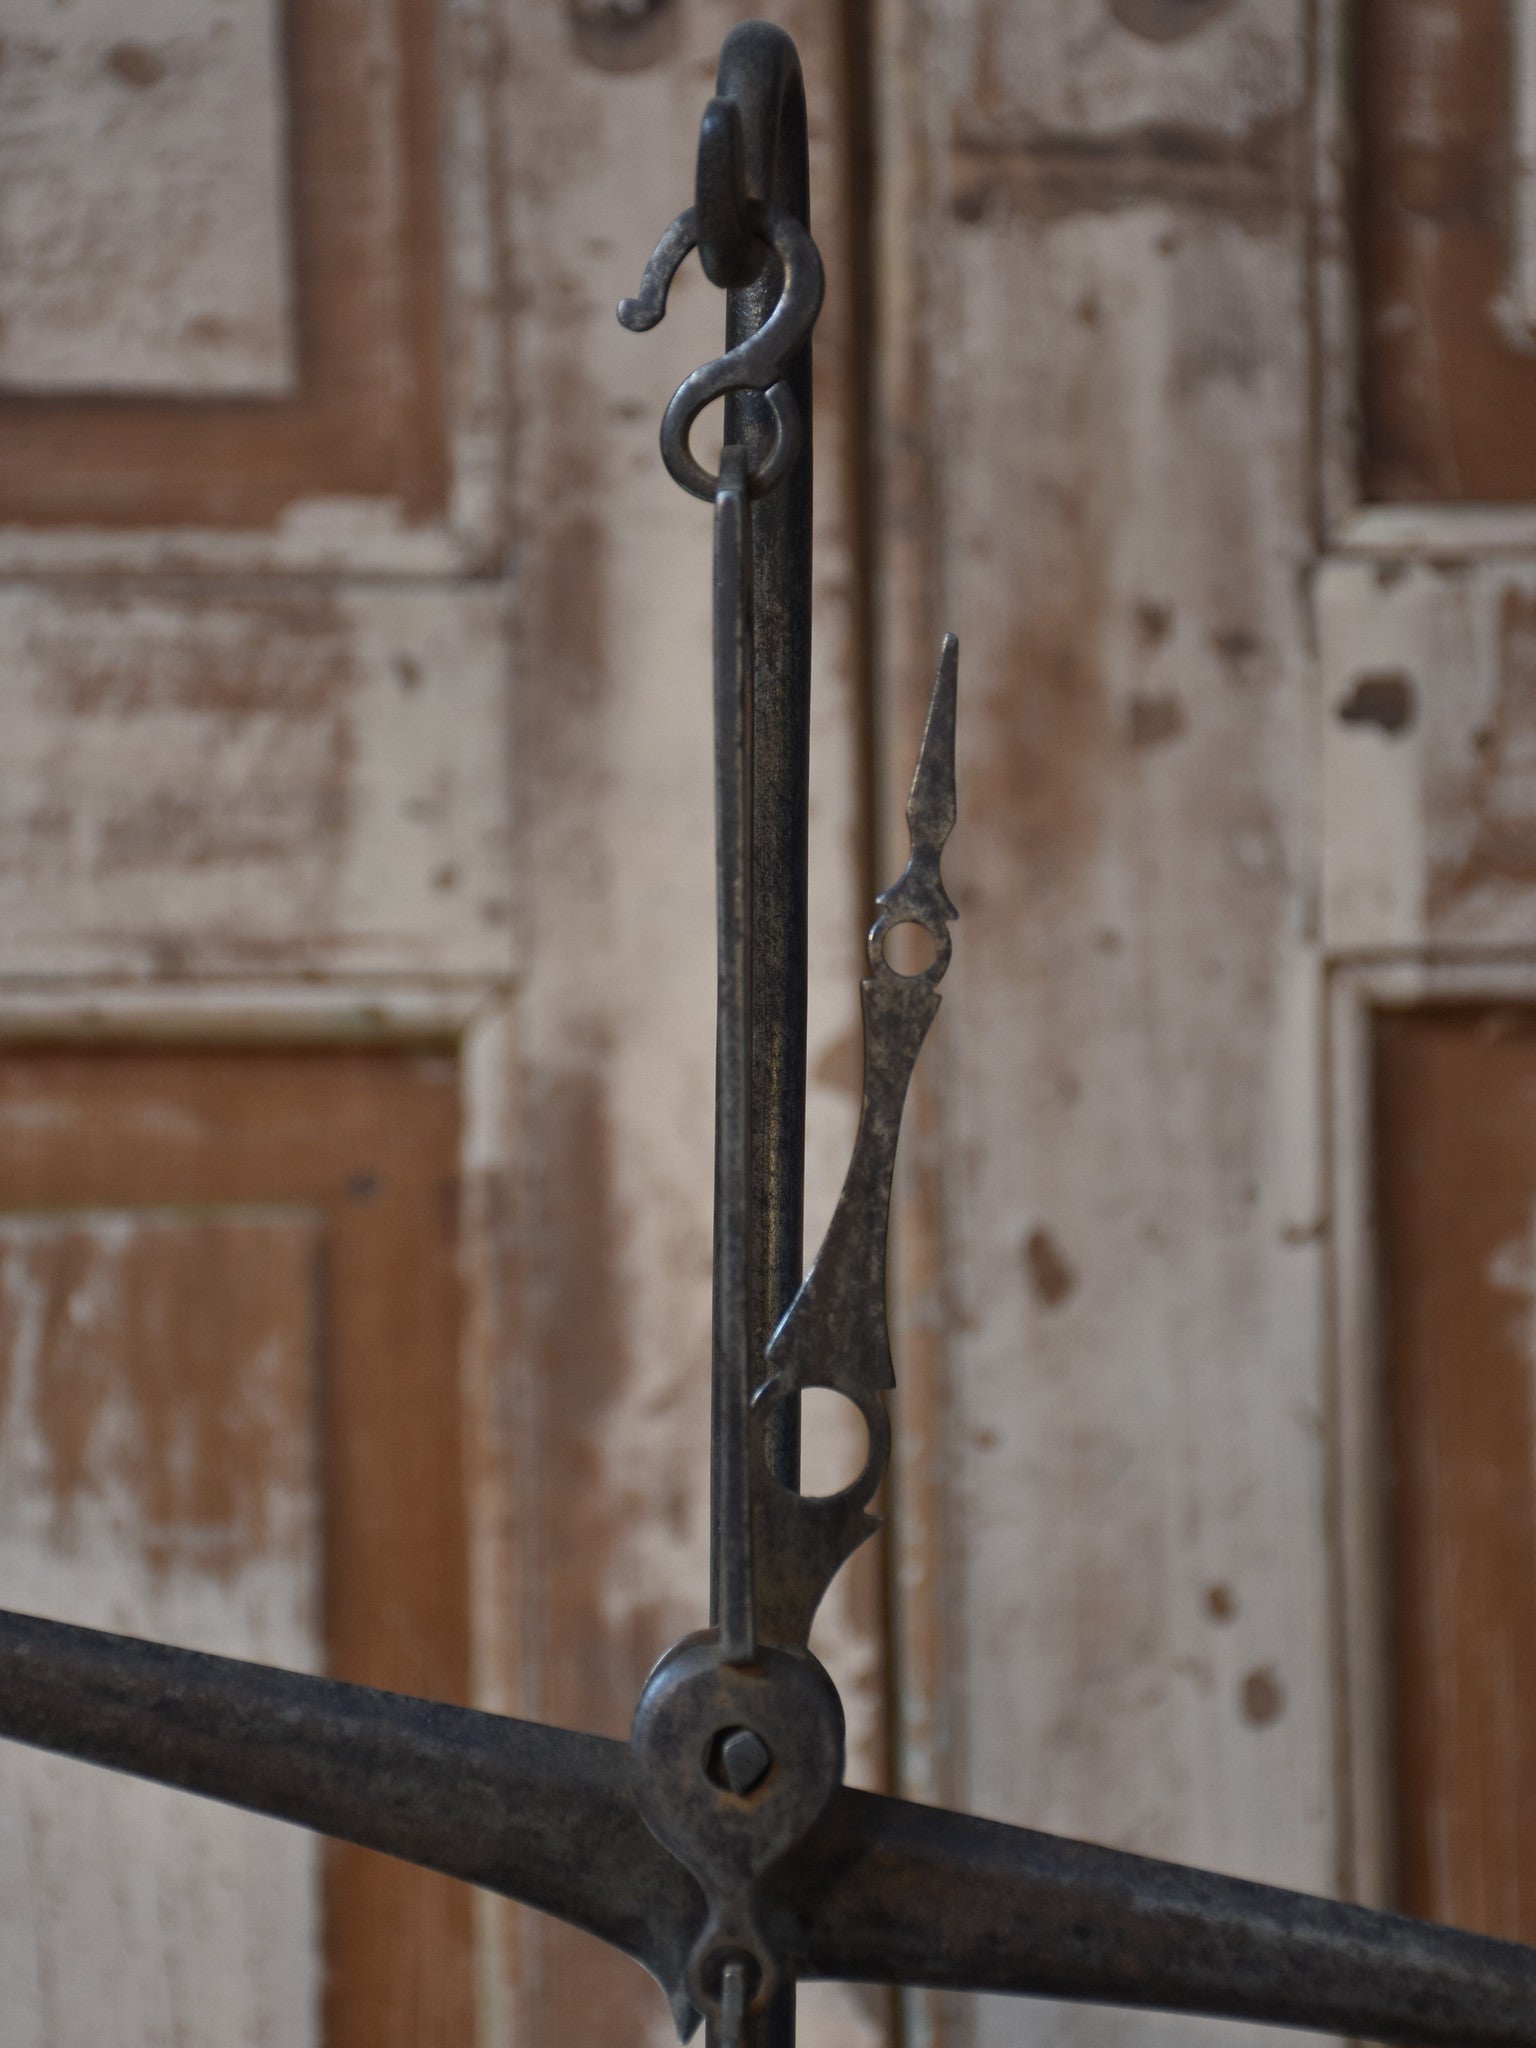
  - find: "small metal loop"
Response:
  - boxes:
[667,378,799,506]
[696,99,760,290]
[618,201,824,503]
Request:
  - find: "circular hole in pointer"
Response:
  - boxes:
[797,1387,871,1498]
[881,921,938,977]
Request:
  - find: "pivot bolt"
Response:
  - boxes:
[709,1726,772,1796]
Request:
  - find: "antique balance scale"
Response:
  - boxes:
[0,22,1532,2047]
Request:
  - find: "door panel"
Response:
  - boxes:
[0,585,514,980]
[0,1207,324,2048]
[0,0,499,573]
[1376,1006,1536,1943]
[0,1047,473,2048]
[1357,0,1536,502]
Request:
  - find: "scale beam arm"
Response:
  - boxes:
[0,1608,704,2029]
[773,1787,1536,2047]
[1,1607,1534,2045]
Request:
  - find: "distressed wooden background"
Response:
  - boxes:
[3,1,1535,2045]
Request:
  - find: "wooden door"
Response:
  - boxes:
[871,0,1536,2044]
[1321,0,1536,1963]
[23,4,1536,2048]
[1374,1008,1536,1943]
[0,1047,472,2048]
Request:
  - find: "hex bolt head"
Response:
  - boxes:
[718,1727,772,1796]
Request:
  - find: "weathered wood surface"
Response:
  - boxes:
[0,584,514,980]
[875,6,1333,2043]
[0,1048,475,2047]
[1375,1007,1536,1946]
[0,0,501,573]
[0,0,295,397]
[21,4,1519,2047]
[0,1207,323,2048]
[1320,558,1536,954]
[1356,0,1536,503]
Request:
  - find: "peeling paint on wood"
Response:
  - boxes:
[1357,0,1536,503]
[0,0,503,575]
[0,1209,323,2048]
[1320,559,1536,952]
[0,0,295,396]
[0,585,514,978]
[876,8,1332,2047]
[0,1047,476,2047]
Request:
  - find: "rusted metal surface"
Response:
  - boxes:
[752,640,957,1653]
[5,1602,1536,2045]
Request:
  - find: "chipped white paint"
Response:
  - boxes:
[1333,505,1536,555]
[0,0,294,396]
[0,983,502,1044]
[1483,1207,1536,1373]
[0,989,517,2046]
[1320,558,1536,954]
[876,5,1336,2046]
[946,0,1298,140]
[1499,0,1536,347]
[0,0,502,576]
[0,585,515,979]
[0,1208,322,2048]
[1317,559,1433,952]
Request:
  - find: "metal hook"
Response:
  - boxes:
[695,98,760,291]
[617,201,824,503]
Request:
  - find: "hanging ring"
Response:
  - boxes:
[617,200,824,503]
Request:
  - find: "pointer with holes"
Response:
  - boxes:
[0,23,1533,2048]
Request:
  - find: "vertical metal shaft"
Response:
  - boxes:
[706,25,811,2048]
[719,20,811,1504]
[711,448,756,1666]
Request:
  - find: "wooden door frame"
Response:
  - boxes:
[1327,956,1536,1917]
[1314,0,1536,557]
[0,976,520,2048]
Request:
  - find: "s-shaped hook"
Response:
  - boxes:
[616,122,823,503]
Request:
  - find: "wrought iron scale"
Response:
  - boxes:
[0,23,1532,2047]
